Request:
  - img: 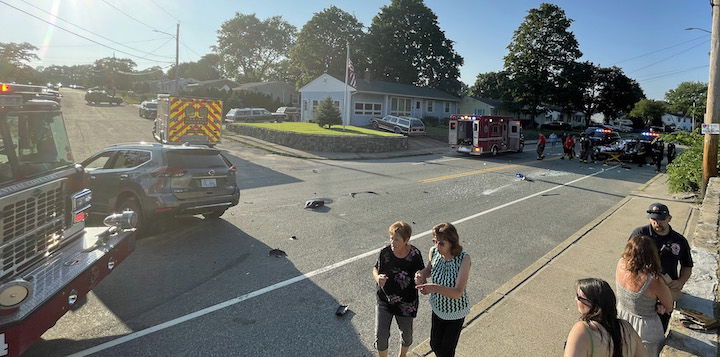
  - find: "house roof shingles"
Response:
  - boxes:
[353,78,459,101]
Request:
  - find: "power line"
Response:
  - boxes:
[18,0,174,60]
[638,64,708,82]
[150,0,180,22]
[39,38,171,48]
[101,0,163,32]
[629,41,709,73]
[0,0,173,63]
[181,41,203,58]
[611,35,709,66]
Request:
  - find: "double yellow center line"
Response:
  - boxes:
[419,156,561,183]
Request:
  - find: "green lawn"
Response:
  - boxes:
[231,122,402,137]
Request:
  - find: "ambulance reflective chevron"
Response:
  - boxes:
[153,95,223,146]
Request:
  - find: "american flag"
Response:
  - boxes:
[346,57,357,89]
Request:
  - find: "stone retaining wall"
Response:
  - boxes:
[227,124,408,153]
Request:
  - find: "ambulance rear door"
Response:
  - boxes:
[448,115,458,145]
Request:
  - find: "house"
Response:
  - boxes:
[459,96,515,117]
[233,81,298,106]
[539,106,586,128]
[662,113,694,132]
[186,79,239,92]
[143,78,198,93]
[299,73,460,126]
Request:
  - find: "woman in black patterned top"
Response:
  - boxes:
[372,221,425,357]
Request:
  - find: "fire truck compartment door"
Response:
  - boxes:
[448,120,457,144]
[473,121,479,146]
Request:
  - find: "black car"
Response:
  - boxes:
[85,90,122,105]
[540,121,572,131]
[81,143,240,232]
[583,127,621,146]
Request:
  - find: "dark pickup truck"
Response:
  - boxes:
[85,90,123,105]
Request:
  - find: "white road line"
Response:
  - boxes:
[68,166,617,357]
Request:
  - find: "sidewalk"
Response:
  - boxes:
[410,174,719,357]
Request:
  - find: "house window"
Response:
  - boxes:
[427,101,433,112]
[475,108,485,115]
[312,100,319,113]
[444,102,450,113]
[391,97,412,116]
[303,100,307,111]
[415,101,420,109]
[333,101,340,109]
[354,102,382,115]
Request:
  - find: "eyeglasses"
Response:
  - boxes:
[575,294,592,306]
[432,239,446,247]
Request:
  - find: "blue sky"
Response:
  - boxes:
[0,0,712,99]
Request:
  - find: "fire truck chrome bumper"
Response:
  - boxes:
[0,227,135,357]
[456,146,472,153]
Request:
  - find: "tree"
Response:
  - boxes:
[364,0,464,95]
[215,13,296,82]
[629,99,667,127]
[90,57,137,90]
[168,53,223,81]
[596,66,645,121]
[316,97,341,128]
[290,6,366,88]
[552,61,598,125]
[504,3,582,127]
[469,71,512,100]
[665,81,707,124]
[0,42,40,83]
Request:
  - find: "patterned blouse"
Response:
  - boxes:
[429,247,470,320]
[374,245,425,317]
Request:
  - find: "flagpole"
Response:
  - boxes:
[344,42,350,129]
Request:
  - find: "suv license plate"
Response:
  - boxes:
[200,179,217,188]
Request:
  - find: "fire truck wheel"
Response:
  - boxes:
[517,143,524,153]
[117,198,144,232]
[203,208,227,220]
[491,146,499,156]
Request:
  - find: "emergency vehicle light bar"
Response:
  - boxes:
[641,132,660,137]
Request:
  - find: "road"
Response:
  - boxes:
[26,89,659,357]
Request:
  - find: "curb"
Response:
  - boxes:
[410,173,664,357]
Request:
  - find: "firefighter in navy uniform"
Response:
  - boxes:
[579,134,592,163]
[651,138,665,172]
[666,142,677,165]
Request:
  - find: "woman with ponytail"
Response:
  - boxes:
[616,235,674,356]
[564,278,647,357]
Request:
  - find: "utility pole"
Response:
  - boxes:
[175,23,180,95]
[702,1,720,194]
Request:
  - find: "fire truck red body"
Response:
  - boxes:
[0,83,136,357]
[448,114,524,156]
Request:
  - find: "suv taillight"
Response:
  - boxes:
[151,166,186,177]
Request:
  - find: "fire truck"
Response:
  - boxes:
[0,83,136,357]
[152,95,223,146]
[449,114,524,156]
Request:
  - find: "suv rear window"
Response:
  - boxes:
[167,150,228,169]
[146,102,157,109]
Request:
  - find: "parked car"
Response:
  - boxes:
[540,121,572,131]
[370,115,426,135]
[139,100,158,119]
[273,106,300,121]
[583,127,622,146]
[225,107,276,122]
[85,89,122,105]
[81,143,240,232]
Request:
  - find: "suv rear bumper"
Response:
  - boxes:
[146,189,240,216]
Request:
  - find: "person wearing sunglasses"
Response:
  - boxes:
[564,278,647,357]
[414,222,471,357]
[372,221,425,357]
[615,235,673,356]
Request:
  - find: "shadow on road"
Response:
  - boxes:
[26,217,370,356]
[222,151,303,190]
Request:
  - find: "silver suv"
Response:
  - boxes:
[81,143,240,232]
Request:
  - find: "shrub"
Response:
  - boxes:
[663,131,718,193]
[316,97,341,128]
[421,116,439,127]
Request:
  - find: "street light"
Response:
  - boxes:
[153,25,179,95]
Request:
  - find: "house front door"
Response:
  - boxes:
[412,99,423,118]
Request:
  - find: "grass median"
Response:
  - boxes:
[229,122,402,137]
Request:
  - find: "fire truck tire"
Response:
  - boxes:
[517,143,524,153]
[117,198,144,232]
[491,146,499,156]
[202,208,227,220]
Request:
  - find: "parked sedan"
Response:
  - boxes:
[139,100,158,119]
[370,115,425,135]
[540,121,572,131]
[81,143,240,232]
